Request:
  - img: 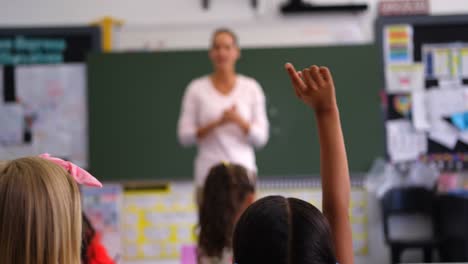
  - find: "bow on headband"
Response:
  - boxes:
[39,153,102,188]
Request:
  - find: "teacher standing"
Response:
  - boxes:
[177,28,269,203]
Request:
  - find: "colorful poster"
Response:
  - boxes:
[423,43,468,80]
[384,25,413,64]
[82,184,123,262]
[122,183,197,261]
[76,181,370,262]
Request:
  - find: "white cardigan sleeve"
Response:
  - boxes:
[247,81,270,148]
[177,82,198,147]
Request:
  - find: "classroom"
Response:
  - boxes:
[1,0,468,264]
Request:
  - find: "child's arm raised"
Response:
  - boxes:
[285,63,353,264]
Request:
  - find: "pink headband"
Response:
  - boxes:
[39,153,102,188]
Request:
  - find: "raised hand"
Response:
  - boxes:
[285,63,337,114]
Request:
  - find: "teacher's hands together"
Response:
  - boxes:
[197,105,250,140]
[221,105,251,134]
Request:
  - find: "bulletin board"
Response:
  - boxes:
[376,15,468,165]
[0,27,100,167]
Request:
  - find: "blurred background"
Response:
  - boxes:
[2,0,468,263]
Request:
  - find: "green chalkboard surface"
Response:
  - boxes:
[88,45,384,181]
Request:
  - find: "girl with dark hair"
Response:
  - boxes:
[198,162,255,264]
[233,63,353,264]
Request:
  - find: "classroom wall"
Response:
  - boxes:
[1,0,376,26]
[3,0,467,27]
[2,1,465,264]
[113,0,378,50]
[2,0,468,50]
[1,0,377,49]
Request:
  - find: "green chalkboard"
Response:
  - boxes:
[88,45,384,181]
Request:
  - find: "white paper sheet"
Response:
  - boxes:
[386,120,427,162]
[433,48,451,78]
[14,64,87,165]
[411,91,430,131]
[0,104,24,146]
[0,144,36,160]
[452,48,461,78]
[385,63,424,93]
[459,130,468,145]
[427,88,467,122]
[462,48,468,78]
[439,78,462,89]
[32,113,72,158]
[463,88,468,109]
[429,120,459,149]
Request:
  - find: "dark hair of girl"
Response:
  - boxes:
[198,163,255,259]
[233,196,337,264]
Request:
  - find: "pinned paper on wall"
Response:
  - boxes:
[122,183,197,261]
[462,47,468,78]
[0,64,88,167]
[82,184,123,261]
[434,47,451,78]
[423,44,468,80]
[451,47,461,78]
[427,88,467,123]
[429,120,459,149]
[463,88,468,110]
[423,45,451,79]
[0,104,24,146]
[459,131,468,145]
[386,119,427,162]
[13,64,88,166]
[412,91,430,131]
[384,25,413,64]
[385,63,424,93]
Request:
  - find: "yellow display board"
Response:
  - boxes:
[119,181,368,261]
[122,183,197,260]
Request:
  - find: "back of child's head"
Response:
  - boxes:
[198,162,255,259]
[0,156,82,264]
[233,195,337,264]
